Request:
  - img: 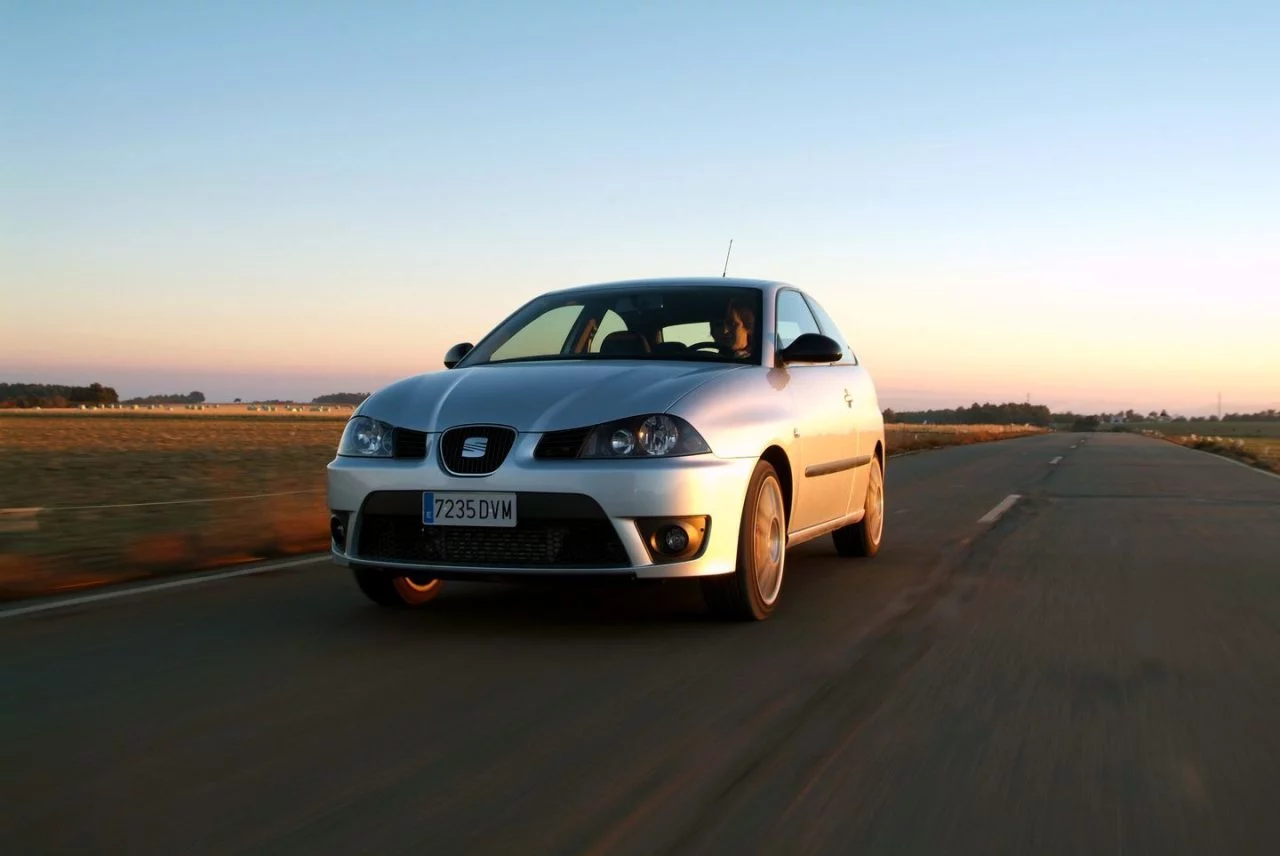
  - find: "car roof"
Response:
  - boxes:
[545,276,794,297]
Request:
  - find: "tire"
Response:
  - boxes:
[352,567,443,608]
[832,454,885,558]
[701,459,788,621]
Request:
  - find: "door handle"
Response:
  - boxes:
[843,389,854,407]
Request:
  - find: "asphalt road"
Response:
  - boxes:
[3,432,1279,855]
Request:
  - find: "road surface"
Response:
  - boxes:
[2,432,1279,855]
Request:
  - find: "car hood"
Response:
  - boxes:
[357,361,744,433]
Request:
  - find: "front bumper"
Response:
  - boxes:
[326,433,757,580]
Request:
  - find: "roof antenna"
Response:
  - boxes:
[721,238,734,277]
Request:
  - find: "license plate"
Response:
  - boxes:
[422,492,517,527]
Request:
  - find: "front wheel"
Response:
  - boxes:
[353,568,443,608]
[832,455,884,558]
[702,459,787,621]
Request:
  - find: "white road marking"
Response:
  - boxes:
[1049,456,1063,465]
[978,494,1023,524]
[0,555,330,620]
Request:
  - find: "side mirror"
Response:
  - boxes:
[777,333,842,364]
[444,342,474,369]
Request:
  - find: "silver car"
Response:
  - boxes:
[327,277,886,620]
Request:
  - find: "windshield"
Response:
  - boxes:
[456,285,765,367]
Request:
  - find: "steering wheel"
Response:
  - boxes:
[688,341,725,353]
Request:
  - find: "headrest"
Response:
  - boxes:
[600,331,651,355]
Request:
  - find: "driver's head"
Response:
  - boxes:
[714,299,755,353]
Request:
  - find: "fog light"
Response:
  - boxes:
[636,516,708,562]
[660,525,689,554]
[330,515,348,548]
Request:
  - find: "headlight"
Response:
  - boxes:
[581,414,711,458]
[337,416,395,457]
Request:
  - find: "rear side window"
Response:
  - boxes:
[661,322,712,347]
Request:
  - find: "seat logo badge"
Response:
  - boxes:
[462,436,488,458]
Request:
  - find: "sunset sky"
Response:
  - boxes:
[3,1,1277,415]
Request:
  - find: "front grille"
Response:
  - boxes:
[357,515,629,567]
[393,428,428,459]
[535,427,591,459]
[439,425,516,475]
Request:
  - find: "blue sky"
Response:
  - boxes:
[2,0,1277,413]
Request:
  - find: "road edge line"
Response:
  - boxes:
[0,554,331,620]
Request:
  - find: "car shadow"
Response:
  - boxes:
[322,541,862,642]
[336,578,718,639]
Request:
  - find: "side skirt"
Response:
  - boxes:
[786,509,865,548]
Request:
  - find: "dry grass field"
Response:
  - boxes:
[0,410,1046,600]
[1143,431,1279,474]
[884,422,1045,454]
[0,411,348,599]
[1236,438,1280,470]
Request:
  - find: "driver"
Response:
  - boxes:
[712,298,755,358]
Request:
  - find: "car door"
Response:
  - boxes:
[775,289,858,531]
[803,291,877,517]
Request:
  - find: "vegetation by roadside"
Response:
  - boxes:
[0,413,345,600]
[886,423,1047,455]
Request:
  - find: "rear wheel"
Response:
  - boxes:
[832,455,884,558]
[353,568,443,608]
[702,459,787,621]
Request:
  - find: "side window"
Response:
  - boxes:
[775,290,822,351]
[589,310,629,352]
[803,295,857,364]
[661,321,711,347]
[490,304,584,362]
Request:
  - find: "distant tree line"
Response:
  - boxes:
[883,403,1278,430]
[0,382,119,408]
[1220,409,1279,422]
[882,401,1053,427]
[1091,408,1278,424]
[312,392,370,405]
[1057,414,1102,432]
[122,391,206,405]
